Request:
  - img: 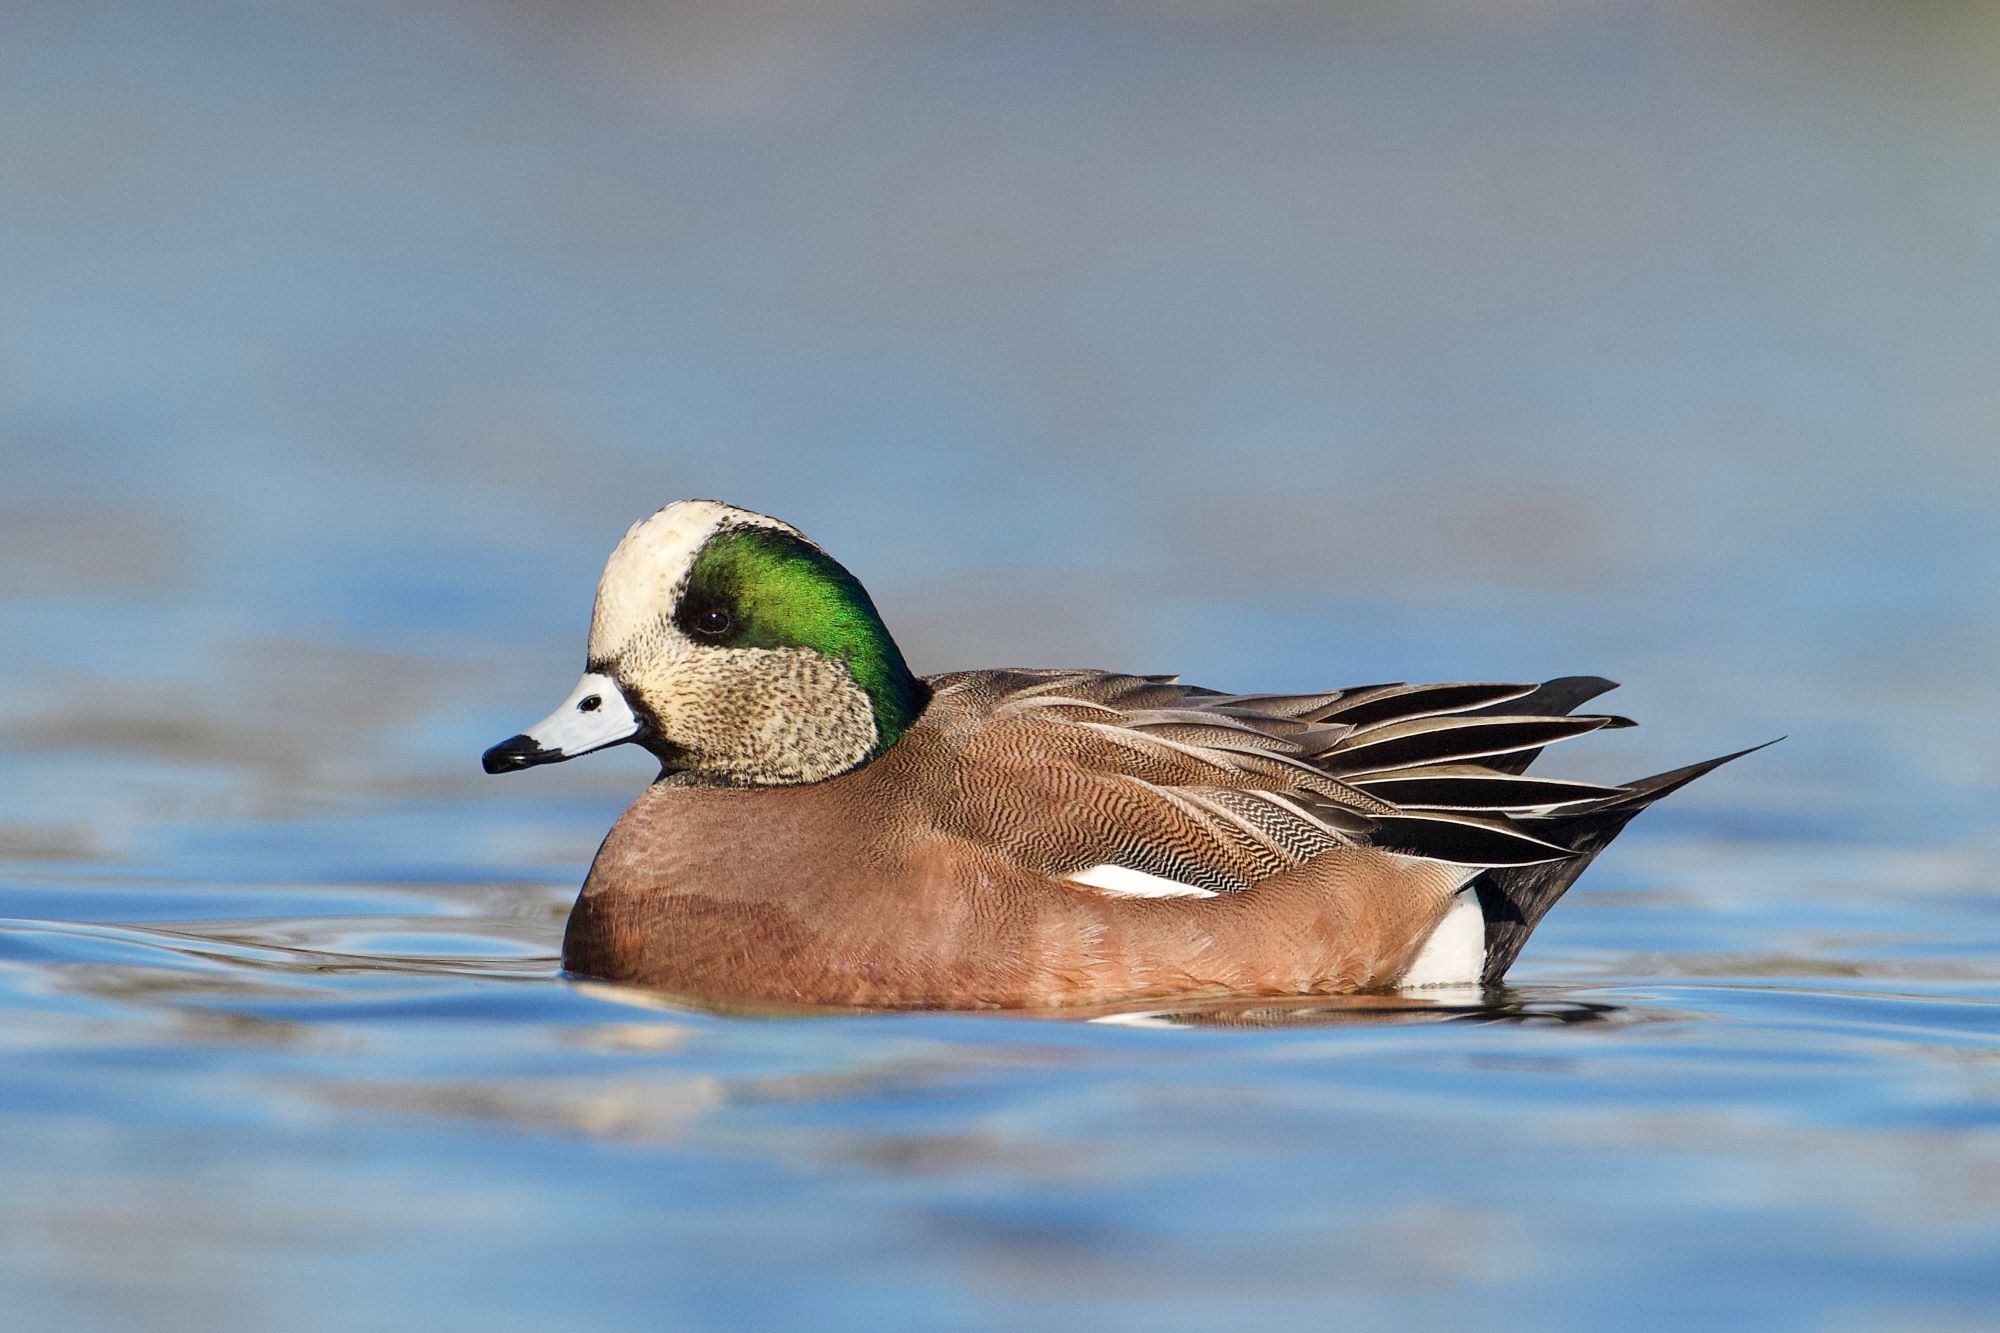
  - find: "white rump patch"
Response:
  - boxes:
[1063,864,1220,899]
[1399,888,1487,989]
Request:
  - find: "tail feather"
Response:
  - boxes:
[1474,740,1778,983]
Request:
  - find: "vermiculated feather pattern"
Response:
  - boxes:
[929,668,1649,890]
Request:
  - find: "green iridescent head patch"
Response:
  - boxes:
[678,526,925,753]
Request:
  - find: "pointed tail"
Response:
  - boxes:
[1474,741,1778,983]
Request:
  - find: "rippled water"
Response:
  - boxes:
[4,2,1999,1328]
[5,842,1997,1329]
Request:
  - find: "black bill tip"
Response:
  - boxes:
[482,734,562,774]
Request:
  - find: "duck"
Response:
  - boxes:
[483,499,1759,1010]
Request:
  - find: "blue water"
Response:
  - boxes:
[3,2,1997,1328]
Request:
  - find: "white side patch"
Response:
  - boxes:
[1399,888,1487,989]
[1063,864,1220,899]
[1086,1010,1184,1028]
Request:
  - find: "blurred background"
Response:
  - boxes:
[1,2,1996,1330]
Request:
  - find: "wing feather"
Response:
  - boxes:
[947,670,1652,891]
[1314,682,1541,727]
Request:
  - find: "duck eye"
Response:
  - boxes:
[692,607,733,638]
[577,694,602,713]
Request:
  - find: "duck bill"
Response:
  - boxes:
[483,672,640,774]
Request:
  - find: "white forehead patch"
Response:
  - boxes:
[587,500,805,660]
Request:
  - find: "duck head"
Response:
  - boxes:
[482,500,926,786]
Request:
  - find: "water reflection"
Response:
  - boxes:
[570,978,1637,1029]
[1082,991,1630,1029]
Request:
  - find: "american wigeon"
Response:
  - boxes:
[484,500,1758,1009]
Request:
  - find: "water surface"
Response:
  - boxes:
[2,2,1997,1328]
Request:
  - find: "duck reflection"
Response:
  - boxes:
[570,974,1626,1028]
[1079,990,1624,1028]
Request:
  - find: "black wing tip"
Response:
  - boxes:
[1468,676,1620,719]
[1369,811,1579,867]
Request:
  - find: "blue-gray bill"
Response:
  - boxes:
[483,671,638,773]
